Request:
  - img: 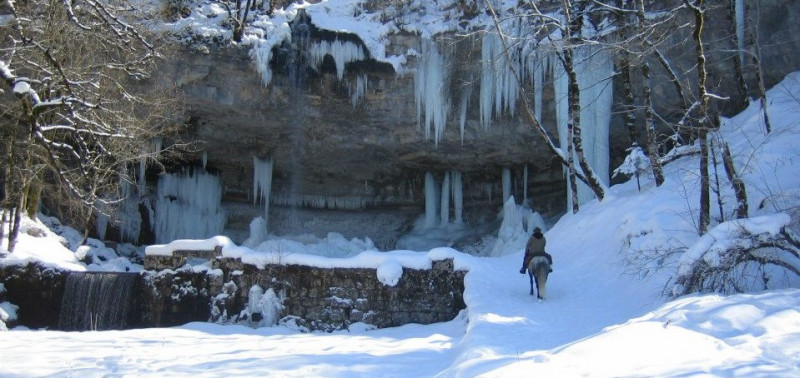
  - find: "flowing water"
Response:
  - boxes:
[58,272,139,331]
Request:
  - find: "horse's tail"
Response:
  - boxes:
[528,256,550,299]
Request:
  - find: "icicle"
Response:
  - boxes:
[424,171,438,228]
[502,167,512,203]
[452,170,463,224]
[154,169,226,243]
[138,156,147,195]
[578,47,612,204]
[523,164,529,205]
[118,180,142,243]
[414,39,451,145]
[309,40,366,80]
[350,75,368,107]
[96,203,109,240]
[202,151,208,170]
[459,83,472,144]
[554,46,613,210]
[534,52,544,124]
[440,171,450,225]
[253,157,274,222]
[479,29,520,128]
[153,137,163,155]
[251,40,275,86]
[735,0,746,68]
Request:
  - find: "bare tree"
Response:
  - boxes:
[0,0,176,251]
[225,0,254,43]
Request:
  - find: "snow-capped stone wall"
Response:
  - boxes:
[141,257,465,332]
[0,256,465,332]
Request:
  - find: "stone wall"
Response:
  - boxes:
[1,257,467,332]
[141,256,466,332]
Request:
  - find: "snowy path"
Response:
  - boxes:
[441,243,667,376]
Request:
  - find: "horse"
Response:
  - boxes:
[527,255,551,300]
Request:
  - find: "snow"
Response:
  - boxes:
[376,259,404,286]
[3,26,800,378]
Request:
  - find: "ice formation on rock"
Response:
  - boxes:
[415,39,451,144]
[553,47,613,209]
[154,170,226,244]
[253,156,274,220]
[309,39,366,80]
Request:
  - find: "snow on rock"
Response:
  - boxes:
[145,235,238,256]
[0,214,85,271]
[376,259,404,286]
[12,81,31,96]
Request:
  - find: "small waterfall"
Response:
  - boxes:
[58,272,139,331]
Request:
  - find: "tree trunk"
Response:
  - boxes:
[685,0,711,234]
[710,139,725,222]
[616,0,637,143]
[641,63,665,186]
[698,131,711,234]
[722,142,748,218]
[567,122,580,214]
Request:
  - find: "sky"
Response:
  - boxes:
[2,70,800,377]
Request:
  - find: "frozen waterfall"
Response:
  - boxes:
[154,170,226,244]
[552,47,613,209]
[480,31,520,129]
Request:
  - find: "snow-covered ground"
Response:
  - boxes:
[3,68,800,378]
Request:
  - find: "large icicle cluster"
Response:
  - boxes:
[309,40,366,80]
[480,31,520,129]
[553,47,613,208]
[424,170,465,228]
[271,194,375,210]
[414,39,451,144]
[154,170,226,244]
[96,180,144,243]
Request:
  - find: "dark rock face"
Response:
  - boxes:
[144,0,800,244]
[0,264,66,329]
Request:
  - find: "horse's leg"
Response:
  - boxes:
[535,265,549,300]
[528,270,534,295]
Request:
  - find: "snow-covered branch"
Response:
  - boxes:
[672,214,800,296]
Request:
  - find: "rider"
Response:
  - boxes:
[519,227,553,274]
